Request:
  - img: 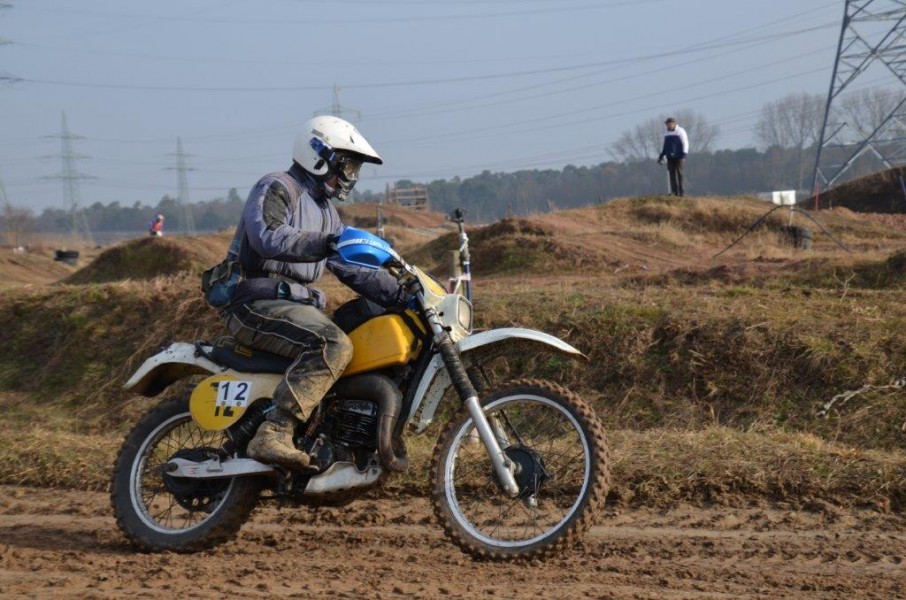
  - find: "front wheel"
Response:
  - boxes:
[430,379,610,560]
[110,396,262,552]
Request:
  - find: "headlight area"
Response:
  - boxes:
[435,294,473,342]
[457,296,473,333]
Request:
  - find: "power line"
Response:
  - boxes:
[0,19,842,169]
[15,21,839,95]
[24,1,666,27]
[5,53,837,181]
[14,39,601,68]
[363,29,837,125]
[282,0,628,4]
[0,7,841,151]
[376,58,834,148]
[37,0,244,45]
[13,2,836,68]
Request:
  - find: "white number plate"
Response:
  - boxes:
[215,380,252,408]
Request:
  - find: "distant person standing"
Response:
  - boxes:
[657,117,689,197]
[149,214,165,237]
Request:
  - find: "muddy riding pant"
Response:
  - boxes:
[226,299,353,419]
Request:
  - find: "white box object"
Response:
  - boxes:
[772,190,797,206]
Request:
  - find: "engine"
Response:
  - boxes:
[329,398,379,449]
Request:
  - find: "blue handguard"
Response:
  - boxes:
[334,226,400,269]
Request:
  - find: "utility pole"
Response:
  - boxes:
[313,84,361,121]
[0,167,14,246]
[0,3,12,49]
[1,4,18,247]
[166,137,196,235]
[43,112,95,247]
[0,4,21,88]
[0,1,11,45]
[812,0,906,200]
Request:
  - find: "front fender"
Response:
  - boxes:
[406,328,585,432]
[124,342,222,397]
[458,328,586,359]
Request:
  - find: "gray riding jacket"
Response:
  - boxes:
[232,164,405,310]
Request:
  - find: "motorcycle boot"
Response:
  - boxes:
[246,408,317,471]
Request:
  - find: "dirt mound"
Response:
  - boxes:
[813,166,906,213]
[338,202,449,229]
[407,218,606,278]
[407,195,906,279]
[618,195,784,234]
[470,219,603,275]
[64,234,229,284]
[0,248,77,290]
[641,250,906,289]
[408,197,802,277]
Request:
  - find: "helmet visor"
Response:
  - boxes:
[335,154,363,182]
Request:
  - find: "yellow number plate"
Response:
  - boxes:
[189,374,254,431]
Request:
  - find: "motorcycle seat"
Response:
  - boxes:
[210,336,293,374]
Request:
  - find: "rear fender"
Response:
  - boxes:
[124,342,222,397]
[406,328,585,432]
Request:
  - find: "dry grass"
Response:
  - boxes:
[2,420,902,510]
[2,194,906,507]
[606,428,906,509]
[0,247,78,290]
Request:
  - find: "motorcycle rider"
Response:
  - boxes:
[224,115,409,471]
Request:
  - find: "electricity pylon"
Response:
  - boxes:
[812,0,906,196]
[166,137,196,235]
[43,112,95,247]
[0,2,17,82]
[0,166,14,246]
[313,84,361,121]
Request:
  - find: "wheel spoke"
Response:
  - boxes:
[444,390,597,550]
[129,411,233,534]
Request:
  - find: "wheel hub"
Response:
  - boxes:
[503,445,549,499]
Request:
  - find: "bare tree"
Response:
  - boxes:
[610,126,655,163]
[0,204,34,247]
[672,108,721,154]
[839,86,905,139]
[610,109,720,162]
[755,92,825,151]
[755,92,826,189]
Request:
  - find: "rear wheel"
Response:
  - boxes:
[110,396,262,552]
[431,379,610,560]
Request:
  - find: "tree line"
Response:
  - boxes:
[3,88,901,239]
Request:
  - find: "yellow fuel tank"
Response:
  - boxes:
[344,312,423,376]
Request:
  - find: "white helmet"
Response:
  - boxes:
[293,116,382,201]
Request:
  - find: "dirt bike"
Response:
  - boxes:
[111,227,610,561]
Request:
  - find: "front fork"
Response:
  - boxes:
[425,307,520,498]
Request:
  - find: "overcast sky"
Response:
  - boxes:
[0,0,848,212]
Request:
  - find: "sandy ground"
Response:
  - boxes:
[0,487,904,599]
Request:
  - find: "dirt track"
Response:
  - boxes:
[1,487,904,599]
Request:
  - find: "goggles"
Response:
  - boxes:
[334,154,363,182]
[310,137,363,181]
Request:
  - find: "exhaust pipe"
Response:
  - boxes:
[332,374,409,472]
